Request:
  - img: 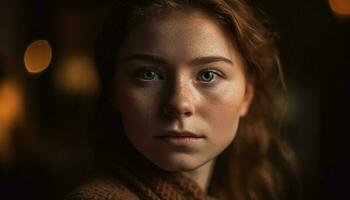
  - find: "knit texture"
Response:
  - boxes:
[66,142,219,200]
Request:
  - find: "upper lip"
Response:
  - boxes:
[155,130,204,138]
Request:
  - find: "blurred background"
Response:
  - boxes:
[0,0,348,199]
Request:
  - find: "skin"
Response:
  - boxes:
[113,10,254,191]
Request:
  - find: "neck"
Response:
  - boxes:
[181,159,216,192]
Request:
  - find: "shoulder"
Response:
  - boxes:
[65,175,139,200]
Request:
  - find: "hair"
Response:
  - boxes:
[91,0,300,199]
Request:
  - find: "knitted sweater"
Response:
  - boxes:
[66,143,219,200]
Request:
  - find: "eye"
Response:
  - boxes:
[135,68,163,81]
[197,70,222,83]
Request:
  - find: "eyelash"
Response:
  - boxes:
[134,68,224,83]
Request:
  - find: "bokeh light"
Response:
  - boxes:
[0,79,23,164]
[24,40,52,73]
[329,0,350,17]
[54,55,99,95]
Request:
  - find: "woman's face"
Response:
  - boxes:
[114,10,254,171]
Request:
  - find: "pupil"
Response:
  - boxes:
[203,72,212,80]
[145,71,154,79]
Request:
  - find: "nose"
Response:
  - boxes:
[163,78,195,118]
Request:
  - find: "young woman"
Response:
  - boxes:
[67,0,299,199]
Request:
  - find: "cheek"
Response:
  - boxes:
[117,86,160,136]
[204,86,246,144]
[209,102,241,143]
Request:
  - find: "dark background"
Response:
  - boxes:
[0,0,348,199]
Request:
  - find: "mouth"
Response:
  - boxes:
[155,130,205,138]
[154,130,205,146]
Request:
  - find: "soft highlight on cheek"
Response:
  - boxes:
[204,83,245,140]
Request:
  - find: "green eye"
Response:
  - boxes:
[136,69,162,81]
[198,70,219,83]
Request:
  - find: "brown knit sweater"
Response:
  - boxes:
[66,143,219,200]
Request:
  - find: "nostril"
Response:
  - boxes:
[164,109,192,118]
[184,111,192,117]
[167,110,175,116]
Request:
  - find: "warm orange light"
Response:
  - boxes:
[329,0,350,16]
[0,79,23,164]
[54,55,99,95]
[24,40,52,73]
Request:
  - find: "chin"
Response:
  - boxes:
[153,153,208,172]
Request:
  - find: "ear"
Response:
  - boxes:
[239,82,254,117]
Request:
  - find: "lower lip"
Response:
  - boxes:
[155,136,203,146]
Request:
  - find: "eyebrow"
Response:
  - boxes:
[123,54,233,66]
[190,56,233,66]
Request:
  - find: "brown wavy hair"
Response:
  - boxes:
[93,0,300,199]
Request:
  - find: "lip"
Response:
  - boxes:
[155,130,204,138]
[154,130,205,146]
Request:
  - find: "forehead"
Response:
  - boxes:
[118,10,241,65]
